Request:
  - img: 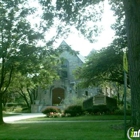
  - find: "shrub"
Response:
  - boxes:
[64,105,83,117]
[42,106,61,116]
[114,109,131,115]
[13,106,22,113]
[84,105,118,115]
[93,105,111,114]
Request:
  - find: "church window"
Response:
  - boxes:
[85,91,88,96]
[60,59,69,79]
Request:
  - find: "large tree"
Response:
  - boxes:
[75,46,124,87]
[8,51,60,109]
[112,0,140,126]
[0,0,61,124]
[122,0,140,126]
[74,0,128,100]
[0,0,25,124]
[39,0,104,43]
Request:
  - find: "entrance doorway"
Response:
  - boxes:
[52,88,65,105]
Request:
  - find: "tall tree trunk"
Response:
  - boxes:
[123,0,140,126]
[0,94,4,124]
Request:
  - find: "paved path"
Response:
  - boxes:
[3,113,46,123]
[8,120,122,124]
[3,113,123,124]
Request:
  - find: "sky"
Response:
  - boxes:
[60,0,116,56]
[29,0,116,56]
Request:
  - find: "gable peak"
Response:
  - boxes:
[60,40,69,47]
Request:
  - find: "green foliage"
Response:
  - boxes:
[110,0,127,50]
[42,107,61,115]
[64,105,83,116]
[0,0,43,95]
[83,95,118,115]
[0,0,62,123]
[13,106,23,113]
[0,0,61,90]
[8,51,60,108]
[75,46,124,88]
[4,103,28,113]
[40,0,140,126]
[39,0,104,43]
[0,121,127,140]
[84,105,117,115]
[54,0,128,89]
[0,0,63,115]
[6,103,26,108]
[114,109,131,115]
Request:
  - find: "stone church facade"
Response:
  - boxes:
[31,41,98,112]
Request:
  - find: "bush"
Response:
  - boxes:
[4,103,28,113]
[114,109,131,115]
[42,106,61,116]
[84,105,118,115]
[13,106,22,113]
[64,105,83,117]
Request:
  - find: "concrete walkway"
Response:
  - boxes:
[8,120,122,124]
[3,113,46,123]
[3,113,123,124]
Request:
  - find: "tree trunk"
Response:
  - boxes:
[0,94,4,124]
[123,0,140,126]
[27,88,33,105]
[19,89,30,109]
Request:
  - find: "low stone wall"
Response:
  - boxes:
[31,104,44,113]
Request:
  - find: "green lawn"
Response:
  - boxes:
[22,114,131,121]
[0,115,138,140]
[0,121,130,140]
[3,113,21,117]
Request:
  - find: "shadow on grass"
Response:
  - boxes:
[0,121,137,140]
[22,114,131,122]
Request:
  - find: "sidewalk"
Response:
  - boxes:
[3,113,123,124]
[3,113,46,123]
[8,120,122,124]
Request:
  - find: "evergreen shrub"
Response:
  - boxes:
[42,106,61,116]
[114,109,131,115]
[64,105,83,116]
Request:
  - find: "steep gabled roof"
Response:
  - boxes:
[60,40,68,46]
[77,54,85,63]
[59,40,85,63]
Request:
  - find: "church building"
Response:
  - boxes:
[31,41,98,112]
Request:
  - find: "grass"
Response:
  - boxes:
[22,114,131,121]
[3,113,21,117]
[0,121,132,140]
[0,115,136,140]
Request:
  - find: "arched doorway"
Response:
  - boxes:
[52,88,65,105]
